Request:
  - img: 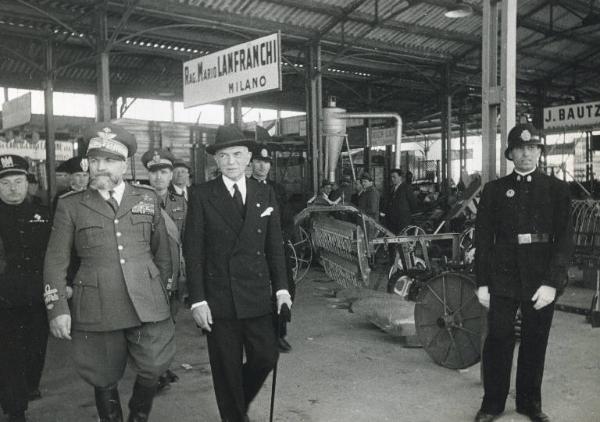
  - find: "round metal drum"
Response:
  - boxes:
[414,272,484,369]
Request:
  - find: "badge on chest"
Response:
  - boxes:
[132,195,155,216]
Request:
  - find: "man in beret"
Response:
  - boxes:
[184,124,292,422]
[44,123,174,422]
[171,160,191,201]
[250,145,294,353]
[141,148,187,391]
[474,124,573,422]
[0,155,51,422]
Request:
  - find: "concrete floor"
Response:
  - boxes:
[19,269,600,422]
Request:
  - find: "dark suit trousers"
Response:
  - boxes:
[0,305,48,416]
[481,295,554,414]
[207,314,278,422]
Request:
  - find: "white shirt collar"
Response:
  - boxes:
[222,175,247,204]
[172,184,188,200]
[97,180,126,204]
[514,167,536,177]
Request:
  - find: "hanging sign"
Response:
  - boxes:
[0,139,73,161]
[2,93,32,129]
[543,100,600,130]
[183,33,281,107]
[369,127,397,147]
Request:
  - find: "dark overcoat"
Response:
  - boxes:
[474,170,573,299]
[183,177,288,320]
[43,183,172,331]
[384,183,417,234]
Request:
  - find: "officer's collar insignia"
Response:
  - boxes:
[80,158,89,172]
[43,284,59,310]
[1,156,14,168]
[521,130,531,142]
[260,148,268,158]
[506,189,515,198]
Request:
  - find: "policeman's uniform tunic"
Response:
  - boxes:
[475,170,573,414]
[0,196,51,416]
[43,183,175,387]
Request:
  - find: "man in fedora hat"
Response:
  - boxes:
[473,123,573,422]
[44,123,174,422]
[184,124,292,422]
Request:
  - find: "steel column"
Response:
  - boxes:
[305,42,322,193]
[224,100,232,125]
[482,0,499,182]
[500,0,517,176]
[96,6,111,122]
[233,98,242,128]
[44,40,56,210]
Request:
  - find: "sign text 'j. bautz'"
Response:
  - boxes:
[543,100,600,130]
[183,33,281,107]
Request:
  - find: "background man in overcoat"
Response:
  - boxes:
[473,124,573,422]
[44,123,174,422]
[184,124,292,422]
[0,155,51,422]
[383,168,416,234]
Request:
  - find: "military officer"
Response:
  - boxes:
[473,124,573,422]
[184,124,292,422]
[141,148,187,391]
[0,155,51,422]
[250,144,294,353]
[54,161,71,193]
[44,123,175,422]
[52,156,90,213]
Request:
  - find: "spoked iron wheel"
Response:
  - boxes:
[287,226,313,283]
[414,272,484,369]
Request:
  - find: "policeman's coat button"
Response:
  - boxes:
[257,228,262,233]
[118,245,124,251]
[116,232,122,237]
[114,219,119,224]
[120,259,125,264]
[256,251,261,256]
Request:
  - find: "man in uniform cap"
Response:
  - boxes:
[55,161,71,193]
[172,160,191,201]
[141,148,187,391]
[184,124,292,422]
[473,124,573,422]
[0,155,51,422]
[44,123,174,422]
[52,156,90,212]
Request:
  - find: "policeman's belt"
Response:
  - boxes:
[498,233,551,244]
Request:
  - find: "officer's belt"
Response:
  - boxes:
[498,233,551,244]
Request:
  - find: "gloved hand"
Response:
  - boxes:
[531,285,556,310]
[477,286,490,309]
[276,292,292,315]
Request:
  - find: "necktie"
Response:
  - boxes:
[107,190,119,214]
[232,183,245,218]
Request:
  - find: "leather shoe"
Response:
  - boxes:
[516,409,551,422]
[474,410,499,422]
[278,337,292,353]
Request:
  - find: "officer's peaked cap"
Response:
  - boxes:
[504,123,544,161]
[206,124,255,155]
[253,144,273,162]
[84,122,137,160]
[141,149,175,171]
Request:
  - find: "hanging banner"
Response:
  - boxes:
[183,33,281,107]
[0,139,73,161]
[2,93,32,129]
[543,100,600,130]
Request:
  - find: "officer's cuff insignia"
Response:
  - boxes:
[43,284,59,310]
[260,206,273,217]
[506,189,515,198]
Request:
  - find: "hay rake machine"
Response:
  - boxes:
[294,204,485,369]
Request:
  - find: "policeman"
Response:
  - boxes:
[0,155,51,422]
[250,144,294,353]
[44,123,175,422]
[473,124,573,422]
[141,149,187,391]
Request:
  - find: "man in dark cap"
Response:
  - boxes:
[250,144,294,353]
[172,160,191,201]
[141,148,187,391]
[184,124,292,422]
[44,123,174,422]
[357,172,380,222]
[0,154,51,422]
[52,156,90,212]
[473,124,573,422]
[54,161,71,193]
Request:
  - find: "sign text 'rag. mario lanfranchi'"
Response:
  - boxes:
[183,33,281,108]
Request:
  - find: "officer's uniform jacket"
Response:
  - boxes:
[474,170,573,299]
[184,177,288,320]
[43,183,172,331]
[0,196,51,309]
[161,186,187,292]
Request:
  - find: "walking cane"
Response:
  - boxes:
[269,303,291,422]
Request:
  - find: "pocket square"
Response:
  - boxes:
[260,207,274,217]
